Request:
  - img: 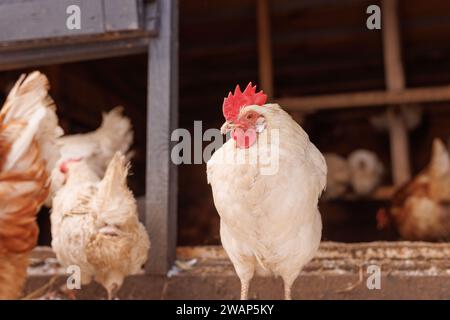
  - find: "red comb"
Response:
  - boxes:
[222,82,267,121]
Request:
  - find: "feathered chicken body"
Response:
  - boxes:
[378,139,450,241]
[46,107,133,206]
[51,152,150,299]
[0,72,62,299]
[348,149,384,196]
[207,83,326,300]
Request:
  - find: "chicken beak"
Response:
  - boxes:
[220,121,235,135]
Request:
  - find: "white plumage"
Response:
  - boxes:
[46,107,133,206]
[207,103,326,300]
[51,152,149,299]
[347,149,384,196]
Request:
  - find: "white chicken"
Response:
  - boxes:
[46,107,133,206]
[207,83,326,300]
[0,71,62,299]
[347,149,384,196]
[51,152,150,299]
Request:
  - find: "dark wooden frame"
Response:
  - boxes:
[0,0,145,42]
[0,0,178,274]
[145,0,178,274]
[259,0,450,195]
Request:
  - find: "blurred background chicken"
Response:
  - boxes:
[51,152,149,299]
[323,150,384,199]
[377,139,450,241]
[323,153,350,199]
[46,107,133,206]
[0,72,62,299]
[348,149,384,197]
[207,84,326,300]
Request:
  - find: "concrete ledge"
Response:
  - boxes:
[24,242,450,299]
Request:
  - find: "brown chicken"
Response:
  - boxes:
[377,139,450,241]
[0,72,62,299]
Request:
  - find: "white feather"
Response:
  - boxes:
[207,103,325,290]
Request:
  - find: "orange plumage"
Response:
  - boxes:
[378,139,450,241]
[0,72,62,299]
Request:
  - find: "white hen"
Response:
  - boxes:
[51,152,149,299]
[207,83,326,300]
[348,149,384,196]
[46,107,133,206]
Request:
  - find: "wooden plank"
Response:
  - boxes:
[276,85,450,111]
[0,0,148,43]
[382,0,411,185]
[27,243,450,299]
[146,0,178,274]
[0,0,104,42]
[0,33,150,71]
[145,0,160,33]
[257,0,274,98]
[103,0,142,31]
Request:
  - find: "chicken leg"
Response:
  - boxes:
[284,285,292,300]
[240,280,250,300]
[106,283,119,300]
[283,276,296,300]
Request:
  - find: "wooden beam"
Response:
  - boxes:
[145,0,178,274]
[0,33,150,71]
[0,0,145,43]
[257,0,274,98]
[103,0,143,31]
[276,85,450,111]
[382,2,405,91]
[382,0,411,186]
[0,1,159,72]
[0,0,104,42]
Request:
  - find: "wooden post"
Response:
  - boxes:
[146,0,178,274]
[256,0,306,123]
[381,0,411,186]
[257,0,274,98]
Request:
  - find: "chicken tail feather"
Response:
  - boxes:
[97,107,133,158]
[97,152,130,201]
[0,71,62,172]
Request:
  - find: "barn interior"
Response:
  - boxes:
[2,0,449,246]
[1,0,450,299]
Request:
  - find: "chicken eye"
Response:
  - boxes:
[246,113,253,120]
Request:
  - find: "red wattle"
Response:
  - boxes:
[232,128,257,149]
